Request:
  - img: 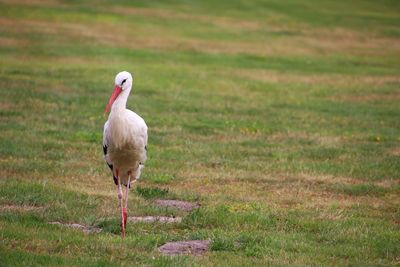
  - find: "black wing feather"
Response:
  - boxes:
[103,144,117,185]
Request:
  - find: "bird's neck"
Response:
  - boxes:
[111,88,130,112]
[108,88,134,148]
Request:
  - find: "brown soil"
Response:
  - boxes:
[158,240,212,256]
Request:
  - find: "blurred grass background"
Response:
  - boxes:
[0,0,399,266]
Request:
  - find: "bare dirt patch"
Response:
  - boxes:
[49,222,102,234]
[154,199,200,212]
[158,240,212,256]
[128,216,182,223]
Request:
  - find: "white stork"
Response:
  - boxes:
[103,71,148,237]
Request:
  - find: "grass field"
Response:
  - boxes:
[1,0,400,266]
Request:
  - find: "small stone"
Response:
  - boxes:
[158,240,212,256]
[128,216,182,223]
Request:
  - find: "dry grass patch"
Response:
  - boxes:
[0,102,16,111]
[154,199,200,212]
[0,17,132,48]
[25,98,59,111]
[302,27,400,56]
[0,36,28,47]
[267,131,344,146]
[111,6,400,56]
[176,37,311,56]
[388,147,400,157]
[264,183,392,211]
[297,173,399,191]
[265,173,398,211]
[186,132,263,144]
[235,69,400,86]
[49,221,102,234]
[0,204,44,212]
[374,179,400,188]
[175,171,397,212]
[0,18,60,35]
[186,27,400,57]
[56,173,115,197]
[298,173,367,186]
[2,2,400,58]
[333,91,400,103]
[0,0,63,8]
[110,6,262,32]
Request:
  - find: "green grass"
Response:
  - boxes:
[0,0,399,266]
[135,186,170,199]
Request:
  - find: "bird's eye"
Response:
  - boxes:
[121,79,127,86]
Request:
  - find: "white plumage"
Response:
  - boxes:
[103,109,147,184]
[102,71,148,237]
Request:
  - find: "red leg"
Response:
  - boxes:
[122,207,128,230]
[116,169,125,237]
[123,171,132,234]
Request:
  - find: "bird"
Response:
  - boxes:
[103,71,148,237]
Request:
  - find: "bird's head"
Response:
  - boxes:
[105,71,133,114]
[115,71,133,91]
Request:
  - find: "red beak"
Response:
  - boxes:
[105,85,122,114]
